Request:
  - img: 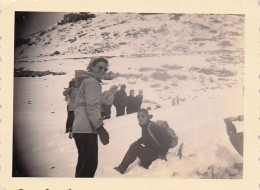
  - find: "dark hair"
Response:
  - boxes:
[87,57,108,71]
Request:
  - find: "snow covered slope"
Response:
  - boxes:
[15,13,244,63]
[13,79,243,178]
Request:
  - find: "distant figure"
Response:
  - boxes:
[113,84,127,117]
[101,85,118,119]
[172,95,180,106]
[72,57,110,178]
[63,78,77,138]
[176,95,179,105]
[223,115,244,156]
[114,108,172,174]
[126,90,136,114]
[134,89,143,112]
[172,98,176,106]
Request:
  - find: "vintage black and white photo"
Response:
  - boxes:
[13,12,244,178]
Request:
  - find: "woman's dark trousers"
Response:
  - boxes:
[73,133,98,177]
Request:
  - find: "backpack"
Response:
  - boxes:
[148,120,178,149]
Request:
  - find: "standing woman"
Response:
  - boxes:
[63,78,77,138]
[72,57,110,178]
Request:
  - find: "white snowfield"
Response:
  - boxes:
[13,67,243,178]
[13,13,244,178]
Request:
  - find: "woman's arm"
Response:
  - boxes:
[223,115,244,156]
[224,115,243,136]
[83,78,103,130]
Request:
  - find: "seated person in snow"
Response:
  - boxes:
[114,108,172,174]
[223,115,244,156]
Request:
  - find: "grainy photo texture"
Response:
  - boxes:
[13,12,244,178]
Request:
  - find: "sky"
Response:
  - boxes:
[15,12,66,39]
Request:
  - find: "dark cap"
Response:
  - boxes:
[138,108,153,119]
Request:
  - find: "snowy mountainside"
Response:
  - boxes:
[14,13,245,106]
[15,13,244,64]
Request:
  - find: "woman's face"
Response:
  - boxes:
[91,61,108,79]
[137,112,149,125]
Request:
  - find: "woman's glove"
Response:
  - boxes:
[97,126,109,145]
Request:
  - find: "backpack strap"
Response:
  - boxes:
[147,122,161,146]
